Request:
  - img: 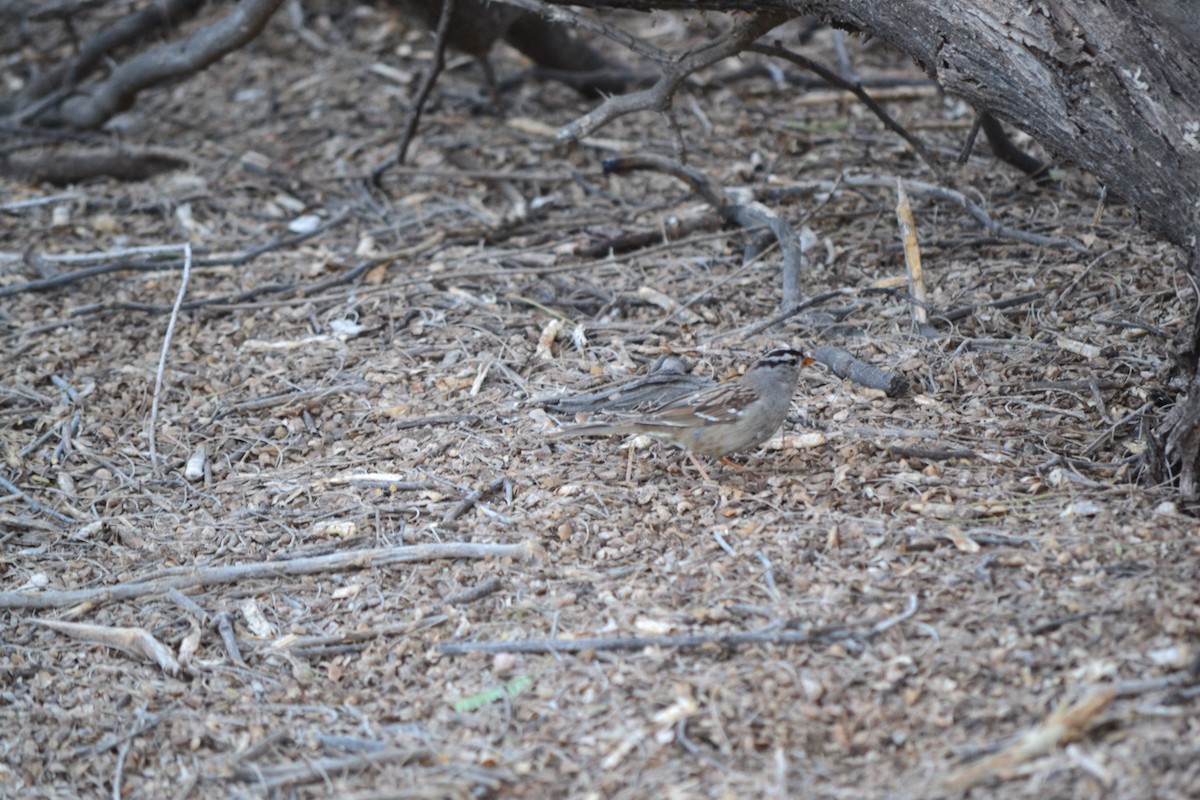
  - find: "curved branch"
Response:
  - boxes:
[28,0,287,129]
[558,12,791,143]
[0,0,208,119]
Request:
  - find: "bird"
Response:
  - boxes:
[552,348,814,477]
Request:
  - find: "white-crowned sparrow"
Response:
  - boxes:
[553,348,813,458]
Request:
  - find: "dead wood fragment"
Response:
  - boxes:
[270,616,448,658]
[748,42,940,173]
[814,346,908,397]
[443,478,508,523]
[147,243,191,477]
[0,474,74,524]
[0,543,535,610]
[576,215,718,259]
[603,152,804,308]
[212,611,246,667]
[229,747,435,789]
[35,618,182,676]
[0,149,189,184]
[0,211,348,300]
[895,179,932,335]
[886,444,975,461]
[444,576,503,605]
[393,413,481,430]
[0,0,209,120]
[439,594,918,655]
[558,13,789,144]
[978,111,1054,185]
[394,0,456,168]
[938,687,1117,794]
[13,0,287,129]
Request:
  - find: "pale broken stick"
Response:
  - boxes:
[35,618,182,677]
[438,594,919,656]
[895,179,932,334]
[0,542,536,611]
[937,686,1117,795]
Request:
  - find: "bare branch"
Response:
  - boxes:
[0,542,536,610]
[28,0,287,129]
[603,152,805,308]
[558,12,791,143]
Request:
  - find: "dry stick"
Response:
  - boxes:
[706,288,856,343]
[148,243,191,476]
[558,13,789,143]
[814,345,908,397]
[0,542,534,610]
[212,611,246,667]
[35,619,182,677]
[748,42,941,174]
[958,109,986,165]
[603,153,804,308]
[0,0,208,117]
[0,210,348,298]
[33,0,286,129]
[230,748,434,789]
[0,192,83,212]
[112,741,130,800]
[0,474,74,525]
[895,180,931,334]
[443,477,508,524]
[439,593,919,655]
[395,0,454,170]
[939,686,1117,794]
[272,616,448,654]
[767,175,1085,251]
[445,576,503,606]
[979,110,1054,184]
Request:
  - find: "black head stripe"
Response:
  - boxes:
[757,348,806,367]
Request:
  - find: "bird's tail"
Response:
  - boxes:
[549,422,641,440]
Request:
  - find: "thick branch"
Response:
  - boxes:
[0,0,208,119]
[29,0,287,129]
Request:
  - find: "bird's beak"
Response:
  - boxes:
[801,356,816,368]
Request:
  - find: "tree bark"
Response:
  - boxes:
[544,0,1200,256]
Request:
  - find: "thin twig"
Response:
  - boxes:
[958,109,985,164]
[559,13,788,143]
[444,577,503,606]
[385,0,455,173]
[603,152,805,307]
[443,478,508,523]
[705,288,855,343]
[0,210,348,298]
[148,242,191,476]
[229,748,434,789]
[0,542,535,610]
[0,474,74,524]
[749,42,941,173]
[439,595,918,655]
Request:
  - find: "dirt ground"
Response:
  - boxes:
[2,4,1199,799]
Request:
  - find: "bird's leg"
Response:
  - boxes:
[475,54,502,109]
[687,453,712,482]
[718,457,745,471]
